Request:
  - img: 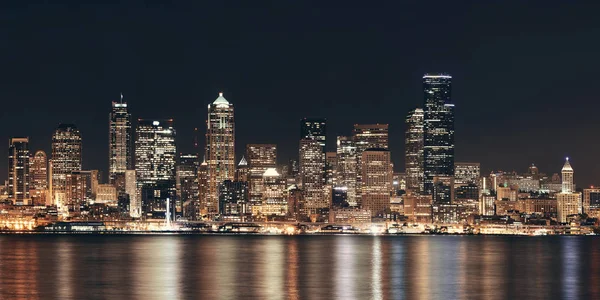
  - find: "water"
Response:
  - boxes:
[0,235,598,300]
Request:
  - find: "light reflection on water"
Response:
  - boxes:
[0,235,598,300]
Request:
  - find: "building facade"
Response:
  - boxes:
[423,74,454,195]
[361,149,392,217]
[353,124,389,206]
[299,139,326,217]
[335,136,357,206]
[52,124,82,210]
[8,137,30,205]
[556,158,581,223]
[300,118,326,152]
[246,144,277,211]
[405,109,424,194]
[205,93,235,217]
[29,150,48,206]
[108,96,132,185]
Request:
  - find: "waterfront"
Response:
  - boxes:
[0,235,599,299]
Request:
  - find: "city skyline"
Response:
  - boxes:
[1,2,600,187]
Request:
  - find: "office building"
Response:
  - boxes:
[109,95,132,185]
[177,153,199,218]
[246,144,277,210]
[423,74,454,195]
[52,124,82,210]
[236,156,249,182]
[361,149,392,217]
[557,158,581,223]
[259,168,288,217]
[336,136,357,206]
[300,118,326,152]
[8,137,30,205]
[219,180,248,218]
[205,93,235,217]
[30,150,48,206]
[125,170,140,218]
[583,188,600,218]
[299,139,326,216]
[353,124,389,206]
[405,109,424,194]
[454,162,480,186]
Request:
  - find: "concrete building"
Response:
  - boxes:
[556,158,581,223]
[361,149,392,217]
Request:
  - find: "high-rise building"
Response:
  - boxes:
[583,188,600,219]
[198,158,209,219]
[30,150,48,206]
[236,156,249,182]
[219,180,248,219]
[299,139,326,217]
[423,74,454,195]
[361,149,393,217]
[557,158,581,223]
[65,170,94,212]
[52,124,82,209]
[405,109,424,194]
[8,137,30,205]
[335,136,357,206]
[109,95,132,185]
[325,151,337,186]
[135,119,176,219]
[205,93,235,217]
[353,124,389,206]
[300,118,326,152]
[246,144,277,210]
[125,170,139,218]
[135,119,177,186]
[259,168,288,217]
[177,153,199,219]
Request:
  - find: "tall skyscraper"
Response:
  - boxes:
[52,124,82,209]
[246,144,277,210]
[135,119,176,219]
[299,139,326,217]
[335,136,357,206]
[30,150,48,206]
[361,149,392,217]
[423,74,455,195]
[300,118,326,152]
[405,109,424,194]
[557,158,581,223]
[205,92,235,217]
[177,153,199,218]
[353,124,389,206]
[8,137,30,205]
[109,95,132,185]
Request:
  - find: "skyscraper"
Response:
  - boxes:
[353,124,389,206]
[52,124,82,209]
[8,137,30,205]
[125,170,139,218]
[361,149,393,217]
[135,119,176,186]
[205,92,235,217]
[423,74,455,196]
[246,144,277,211]
[557,158,581,223]
[300,118,326,152]
[405,109,424,194]
[109,95,132,186]
[177,153,199,218]
[135,119,176,219]
[336,136,357,206]
[299,139,326,217]
[30,150,48,206]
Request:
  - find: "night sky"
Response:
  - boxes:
[1,1,600,187]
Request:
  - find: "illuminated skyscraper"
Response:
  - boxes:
[260,168,288,217]
[353,124,389,206]
[246,144,277,211]
[557,158,581,223]
[52,124,82,209]
[300,118,326,152]
[65,170,94,212]
[135,119,176,218]
[361,149,392,217]
[109,94,132,185]
[335,136,357,206]
[405,108,424,194]
[423,74,455,195]
[30,150,48,206]
[325,151,337,186]
[205,92,235,217]
[299,139,326,217]
[135,119,176,186]
[125,170,139,218]
[177,153,199,218]
[8,137,30,205]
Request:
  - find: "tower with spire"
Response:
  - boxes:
[203,92,235,218]
[557,157,582,223]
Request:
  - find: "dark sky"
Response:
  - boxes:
[1,1,600,187]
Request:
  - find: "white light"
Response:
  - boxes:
[153,121,160,126]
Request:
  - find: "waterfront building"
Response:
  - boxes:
[336,136,357,206]
[177,153,199,218]
[52,124,82,210]
[299,139,326,217]
[405,108,424,194]
[8,137,30,205]
[205,93,235,217]
[218,180,248,219]
[361,149,392,217]
[556,158,581,223]
[246,144,277,211]
[404,194,433,223]
[96,183,118,206]
[353,124,389,206]
[108,95,132,186]
[140,180,176,220]
[423,74,454,195]
[583,188,600,219]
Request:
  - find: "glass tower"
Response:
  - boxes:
[405,109,424,194]
[109,95,132,185]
